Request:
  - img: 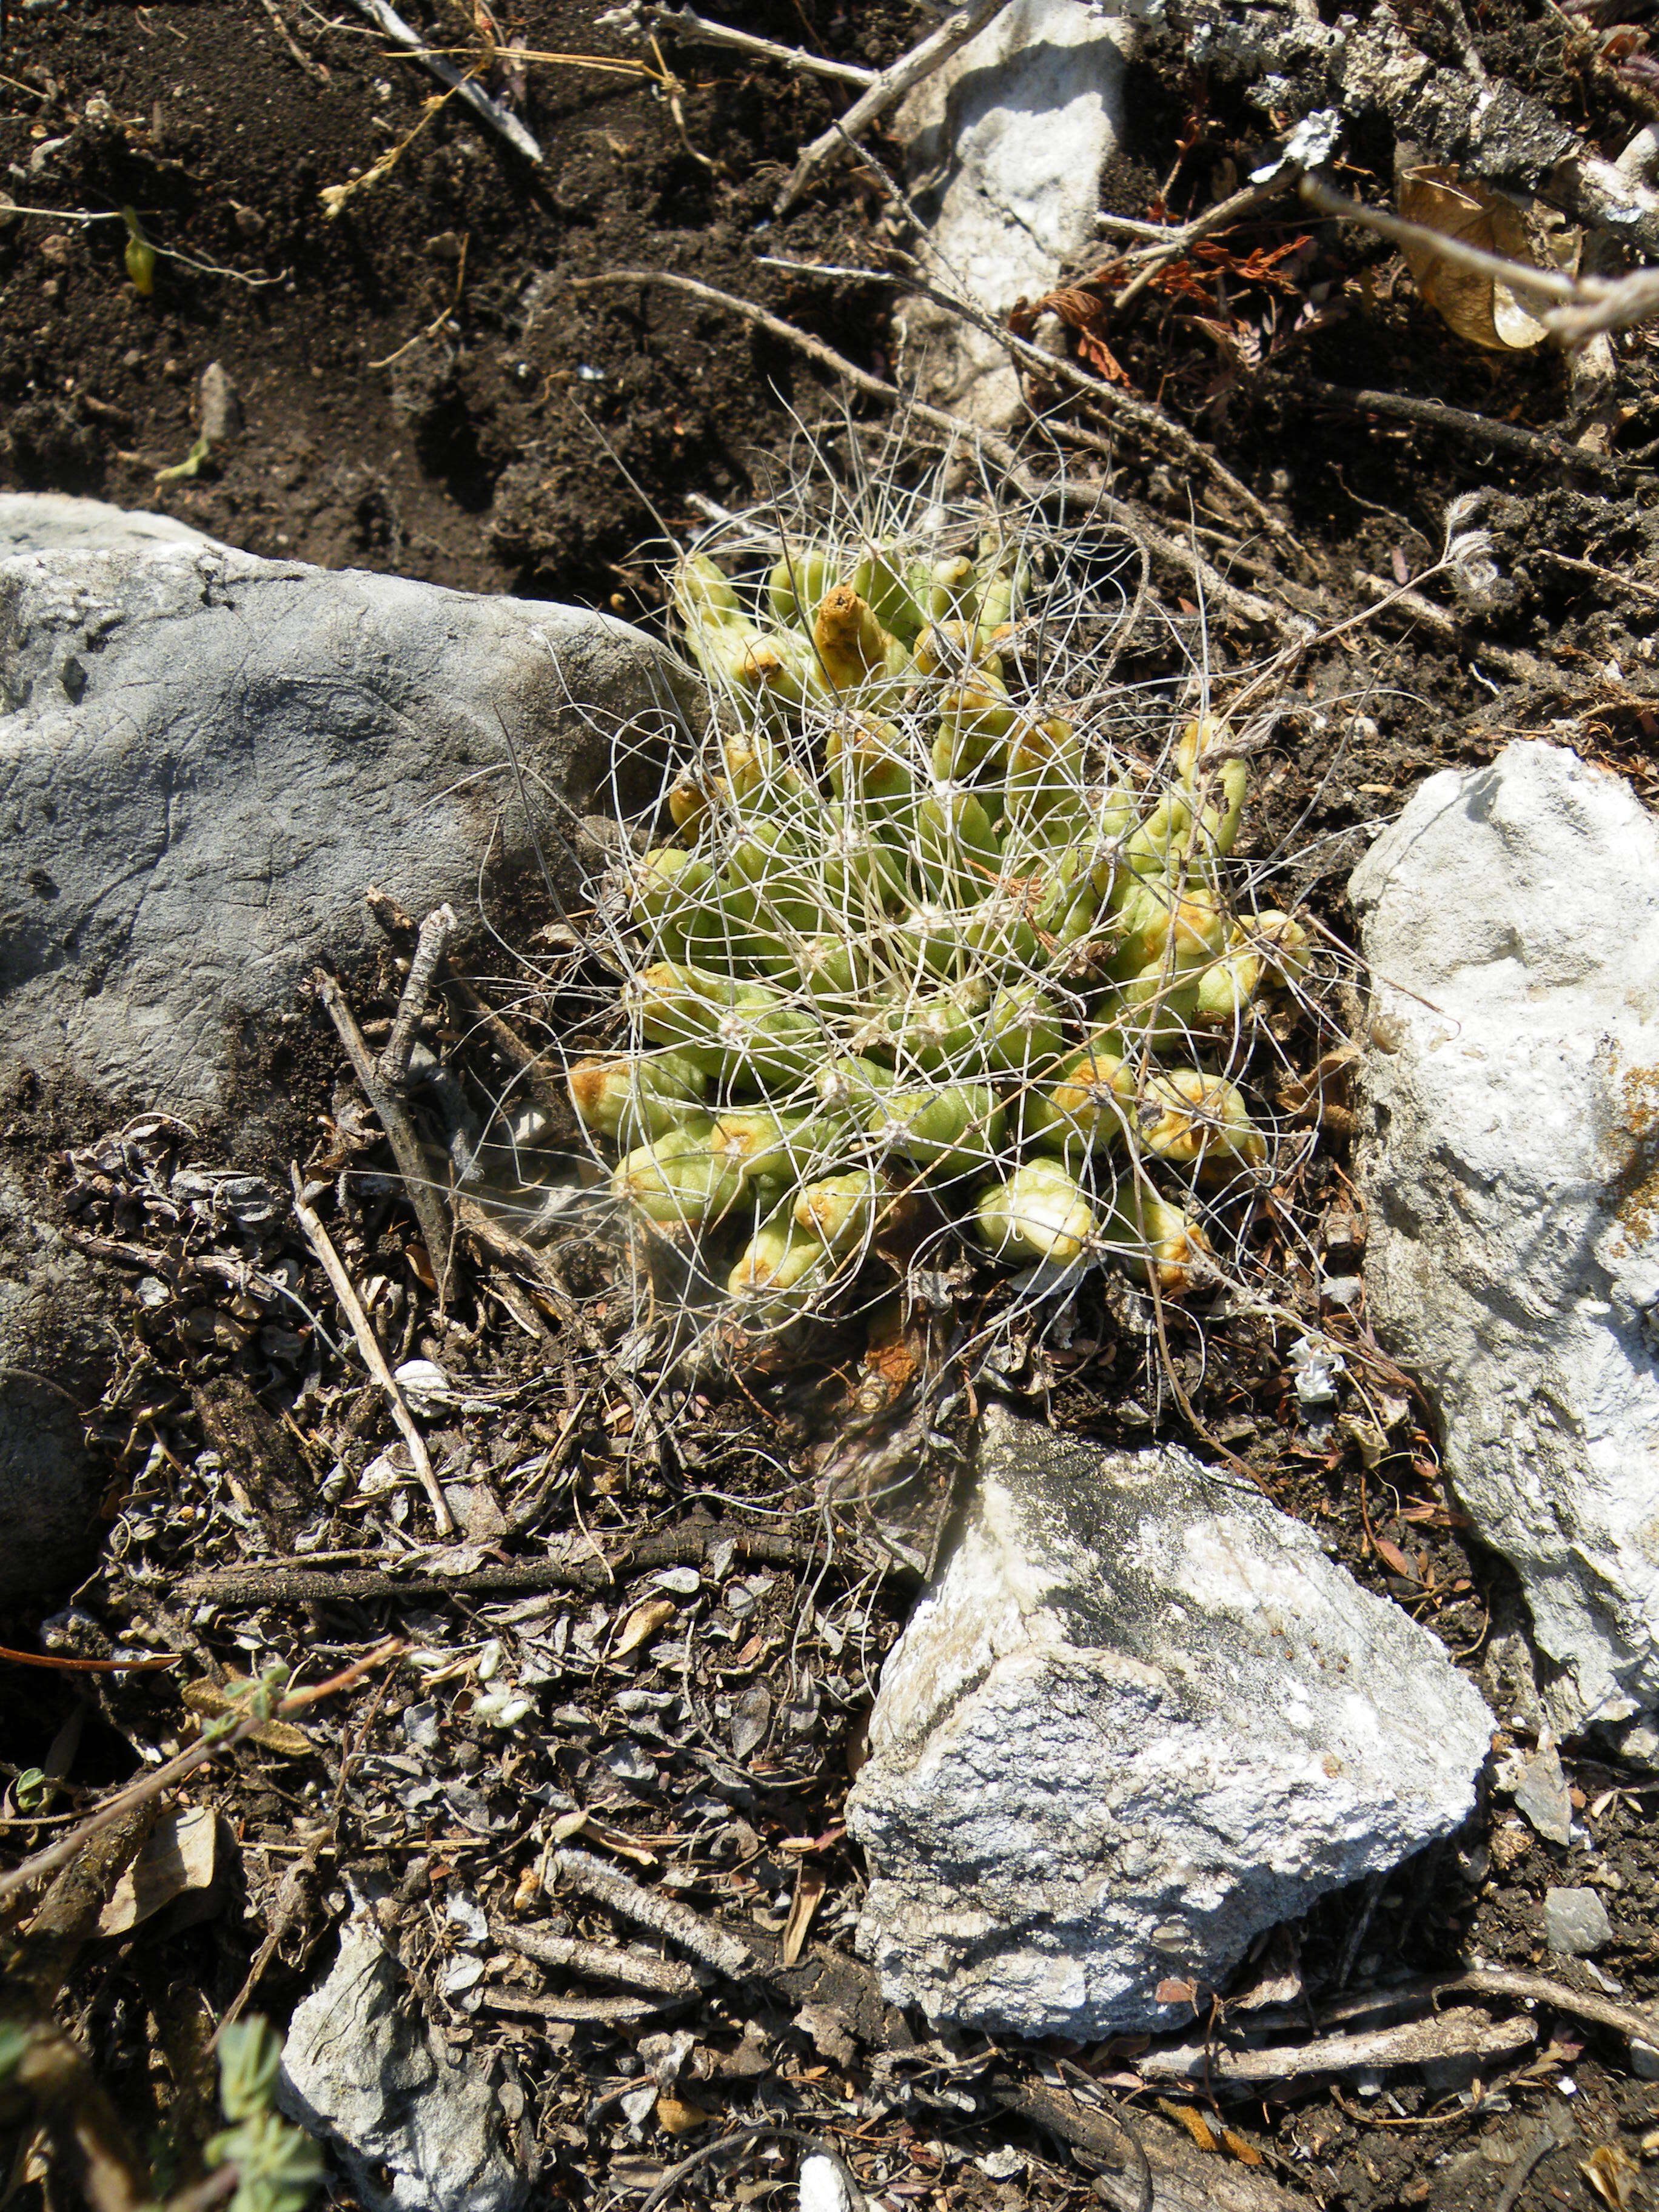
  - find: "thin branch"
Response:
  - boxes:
[1110,175,1298,317]
[1136,2005,1535,2088]
[551,1846,756,1979]
[495,1920,705,1999]
[315,967,456,1305]
[773,0,1014,215]
[1304,377,1646,482]
[258,0,329,82]
[759,253,1299,554]
[623,4,876,87]
[0,1643,400,1906]
[346,0,542,162]
[1298,173,1578,306]
[380,902,457,1092]
[287,1164,455,1535]
[1436,1966,1659,2050]
[571,267,1298,636]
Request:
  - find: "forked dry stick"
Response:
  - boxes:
[0,1641,402,1906]
[287,1164,456,1535]
[347,0,541,161]
[773,0,1013,215]
[616,3,877,87]
[315,965,455,1303]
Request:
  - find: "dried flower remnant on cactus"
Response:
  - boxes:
[568,472,1319,1350]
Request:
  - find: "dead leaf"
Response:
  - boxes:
[1370,1534,1420,1583]
[1157,2100,1219,2153]
[181,1678,311,1757]
[781,1865,826,1967]
[613,1598,676,1658]
[1155,1977,1199,2006]
[1397,166,1548,351]
[1582,2144,1640,2209]
[656,2091,713,2136]
[1276,1044,1361,1127]
[98,1805,218,1936]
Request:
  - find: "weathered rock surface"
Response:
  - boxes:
[1,492,694,1599]
[897,0,1130,430]
[1543,1886,1612,1957]
[847,1405,1492,2039]
[280,1912,526,2212]
[1,492,694,1117]
[1351,740,1659,1734]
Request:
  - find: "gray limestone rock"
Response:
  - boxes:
[280,1914,526,2212]
[847,1404,1493,2039]
[1350,740,1659,1734]
[1,494,694,1116]
[1543,1886,1612,1957]
[896,0,1130,430]
[0,492,695,1600]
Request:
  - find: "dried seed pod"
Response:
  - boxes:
[975,1159,1096,1265]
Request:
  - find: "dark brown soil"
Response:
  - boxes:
[5,7,1659,2212]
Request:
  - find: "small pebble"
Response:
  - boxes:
[1513,1740,1573,1846]
[1543,1884,1612,1956]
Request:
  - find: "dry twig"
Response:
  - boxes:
[0,1643,400,1906]
[287,1163,455,1535]
[315,966,455,1304]
[571,267,1296,637]
[1137,2005,1535,2090]
[347,0,542,161]
[773,0,1013,215]
[619,4,876,87]
[551,1846,755,1979]
[497,1920,705,1999]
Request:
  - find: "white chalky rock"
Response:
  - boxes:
[280,1912,526,2212]
[1350,740,1659,1734]
[896,0,1131,431]
[847,1404,1492,2038]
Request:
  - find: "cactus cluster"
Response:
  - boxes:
[569,494,1312,1339]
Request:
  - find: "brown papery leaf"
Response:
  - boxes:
[613,1598,677,1658]
[1370,1534,1421,1583]
[656,2091,714,2136]
[1396,166,1547,350]
[1581,2144,1640,2210]
[782,1865,826,1967]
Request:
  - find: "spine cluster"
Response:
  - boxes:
[569,512,1310,1336]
